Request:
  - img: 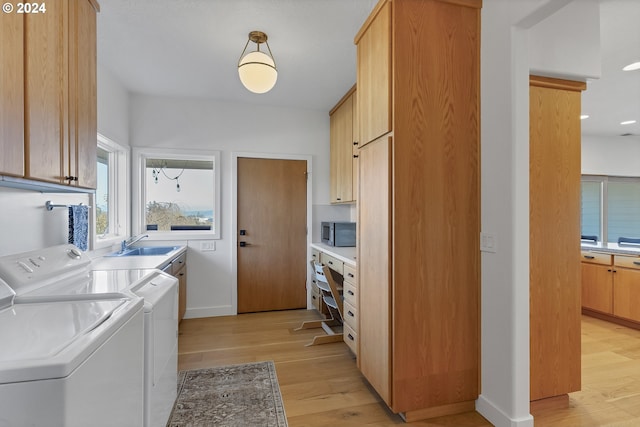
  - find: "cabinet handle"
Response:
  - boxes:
[608,269,612,272]
[64,176,78,182]
[348,273,354,278]
[634,261,640,266]
[353,155,359,158]
[353,141,358,146]
[583,255,595,259]
[347,334,355,341]
[348,311,354,317]
[179,272,185,276]
[328,261,333,265]
[348,290,354,296]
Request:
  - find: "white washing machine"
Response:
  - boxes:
[19,256,179,427]
[0,245,145,427]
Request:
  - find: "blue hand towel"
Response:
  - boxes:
[68,205,89,251]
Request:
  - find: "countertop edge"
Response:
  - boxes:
[311,242,357,266]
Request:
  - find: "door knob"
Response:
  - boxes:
[239,241,249,247]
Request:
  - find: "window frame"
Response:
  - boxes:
[132,147,221,240]
[581,174,640,244]
[93,133,130,250]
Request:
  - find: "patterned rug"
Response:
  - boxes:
[167,361,288,427]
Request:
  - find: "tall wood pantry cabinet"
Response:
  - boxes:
[355,0,481,421]
[0,0,99,189]
[529,75,585,403]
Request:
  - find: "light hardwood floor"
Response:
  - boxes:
[178,310,640,426]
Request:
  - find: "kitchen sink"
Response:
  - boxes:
[106,246,181,257]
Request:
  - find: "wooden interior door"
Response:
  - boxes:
[237,157,307,313]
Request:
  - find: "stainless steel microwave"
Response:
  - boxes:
[321,222,356,247]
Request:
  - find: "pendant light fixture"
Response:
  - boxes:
[238,31,278,94]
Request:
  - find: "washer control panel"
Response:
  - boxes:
[0,244,91,295]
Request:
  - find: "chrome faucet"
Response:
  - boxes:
[121,234,149,252]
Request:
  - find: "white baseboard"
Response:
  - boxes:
[476,395,534,427]
[184,305,235,319]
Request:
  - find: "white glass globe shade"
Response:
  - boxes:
[238,51,278,94]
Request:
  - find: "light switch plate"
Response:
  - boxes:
[480,232,497,253]
[201,241,216,251]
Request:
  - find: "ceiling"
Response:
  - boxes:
[97,0,639,137]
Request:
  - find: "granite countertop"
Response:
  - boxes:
[90,245,187,270]
[581,242,640,256]
[311,242,357,266]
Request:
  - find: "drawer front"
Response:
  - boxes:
[343,300,358,331]
[171,252,187,275]
[343,264,357,284]
[320,252,344,275]
[343,281,357,307]
[311,248,321,263]
[343,323,358,356]
[614,255,640,270]
[581,251,612,266]
[311,289,321,311]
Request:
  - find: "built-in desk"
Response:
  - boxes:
[310,243,358,356]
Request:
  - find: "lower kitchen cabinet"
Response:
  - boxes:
[581,255,613,314]
[612,259,640,322]
[166,251,187,322]
[309,243,357,354]
[582,252,640,325]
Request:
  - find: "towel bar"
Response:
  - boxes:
[45,201,91,211]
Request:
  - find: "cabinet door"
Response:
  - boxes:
[529,76,583,401]
[581,263,613,313]
[351,91,359,200]
[613,268,640,322]
[356,1,391,147]
[24,0,69,184]
[0,13,25,177]
[329,92,354,203]
[175,264,187,322]
[358,136,391,405]
[69,0,97,189]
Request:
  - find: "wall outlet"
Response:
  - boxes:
[480,232,497,253]
[201,241,216,251]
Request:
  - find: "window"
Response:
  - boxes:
[133,148,221,239]
[94,134,129,248]
[581,175,640,243]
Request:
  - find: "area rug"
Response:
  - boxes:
[167,361,288,427]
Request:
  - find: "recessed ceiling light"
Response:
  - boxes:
[620,120,637,125]
[580,114,589,120]
[623,62,640,71]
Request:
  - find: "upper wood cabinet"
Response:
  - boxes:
[356,1,391,147]
[4,0,99,189]
[529,75,585,402]
[329,85,357,203]
[0,13,25,177]
[356,0,481,421]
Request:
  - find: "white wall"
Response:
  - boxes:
[479,1,600,426]
[0,63,131,257]
[0,188,90,256]
[582,134,640,176]
[529,0,601,81]
[129,94,349,317]
[97,63,130,146]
